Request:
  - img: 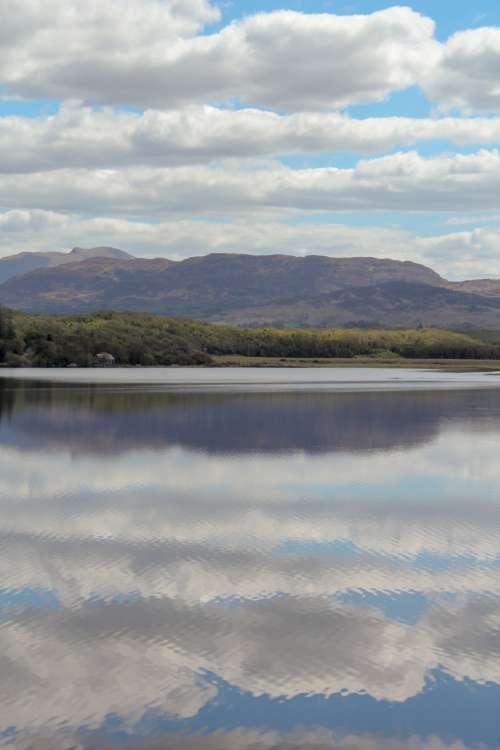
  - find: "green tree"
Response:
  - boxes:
[0,306,16,363]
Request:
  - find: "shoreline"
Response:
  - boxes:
[2,356,500,373]
[211,355,500,372]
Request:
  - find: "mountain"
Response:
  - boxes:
[452,279,500,298]
[2,249,500,329]
[0,246,132,285]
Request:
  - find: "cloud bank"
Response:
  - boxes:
[1,2,500,281]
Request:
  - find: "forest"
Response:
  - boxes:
[1,306,500,367]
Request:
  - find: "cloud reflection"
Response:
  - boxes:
[1,383,500,744]
[1,594,500,735]
[5,730,486,750]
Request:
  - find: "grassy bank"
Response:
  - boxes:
[213,355,500,371]
[1,307,500,367]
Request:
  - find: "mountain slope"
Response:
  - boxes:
[0,253,445,312]
[0,246,132,285]
[2,250,500,329]
[215,281,500,329]
[0,253,52,285]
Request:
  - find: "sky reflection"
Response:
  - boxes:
[0,375,500,748]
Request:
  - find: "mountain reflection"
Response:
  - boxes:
[1,377,500,748]
[2,379,500,454]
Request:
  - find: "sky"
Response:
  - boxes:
[0,0,500,279]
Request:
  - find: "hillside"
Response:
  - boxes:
[2,249,500,329]
[0,246,132,285]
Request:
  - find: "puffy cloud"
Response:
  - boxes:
[1,4,499,120]
[0,208,67,233]
[0,209,411,260]
[2,105,500,172]
[2,208,500,280]
[0,1,220,75]
[0,5,498,283]
[5,2,499,117]
[0,7,499,283]
[422,27,500,113]
[0,150,500,219]
[0,5,435,110]
[418,227,500,279]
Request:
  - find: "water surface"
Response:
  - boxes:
[1,368,500,749]
[2,365,500,390]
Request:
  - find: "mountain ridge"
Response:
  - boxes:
[2,248,500,329]
[0,246,132,285]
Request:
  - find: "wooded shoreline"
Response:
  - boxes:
[2,307,500,368]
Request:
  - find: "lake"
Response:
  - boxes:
[1,367,500,749]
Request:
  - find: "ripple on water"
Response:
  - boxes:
[1,377,500,748]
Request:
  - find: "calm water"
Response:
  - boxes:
[1,368,500,749]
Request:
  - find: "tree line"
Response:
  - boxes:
[1,307,499,367]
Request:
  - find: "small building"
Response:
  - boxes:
[95,352,116,367]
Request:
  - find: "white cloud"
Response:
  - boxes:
[2,208,500,279]
[0,0,220,61]
[0,150,499,219]
[2,3,499,119]
[418,227,500,279]
[0,6,499,279]
[2,104,500,172]
[5,3,499,117]
[0,5,435,110]
[0,209,411,258]
[422,27,500,112]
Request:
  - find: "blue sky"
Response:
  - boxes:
[0,0,499,278]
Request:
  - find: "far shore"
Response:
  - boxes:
[2,357,500,374]
[212,355,500,371]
